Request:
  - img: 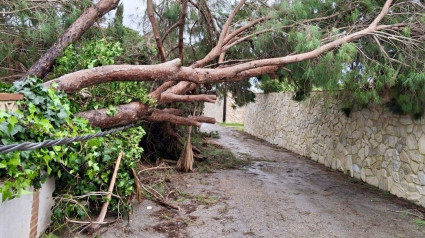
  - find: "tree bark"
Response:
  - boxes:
[147,0,167,62]
[22,0,120,80]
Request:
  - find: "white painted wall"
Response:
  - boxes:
[0,187,33,238]
[0,178,55,238]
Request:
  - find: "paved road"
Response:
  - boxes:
[102,124,425,238]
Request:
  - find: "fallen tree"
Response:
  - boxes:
[2,0,423,128]
[19,0,420,130]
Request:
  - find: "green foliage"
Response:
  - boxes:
[0,0,93,77]
[288,25,321,53]
[258,74,293,93]
[0,1,155,79]
[0,78,145,224]
[51,39,156,111]
[45,39,157,224]
[53,39,123,78]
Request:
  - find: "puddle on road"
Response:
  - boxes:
[245,161,290,184]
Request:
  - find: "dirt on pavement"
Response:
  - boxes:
[99,124,425,238]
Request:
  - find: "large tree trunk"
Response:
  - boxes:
[37,0,397,130]
[21,0,120,81]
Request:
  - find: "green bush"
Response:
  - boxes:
[0,77,144,224]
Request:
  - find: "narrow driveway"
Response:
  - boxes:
[104,124,425,238]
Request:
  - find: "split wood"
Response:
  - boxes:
[87,151,124,234]
[131,168,143,203]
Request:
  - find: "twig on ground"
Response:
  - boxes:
[138,166,174,175]
[138,182,180,210]
[65,217,116,225]
[387,209,425,219]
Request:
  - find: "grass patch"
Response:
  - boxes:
[196,143,248,172]
[220,122,244,131]
[191,131,249,172]
[176,190,219,206]
[411,218,425,227]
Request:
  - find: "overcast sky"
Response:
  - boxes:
[103,0,147,33]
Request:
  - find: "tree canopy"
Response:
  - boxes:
[2,0,424,122]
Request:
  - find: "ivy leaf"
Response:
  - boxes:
[8,116,18,127]
[0,122,9,136]
[57,109,68,120]
[106,105,118,116]
[8,156,20,167]
[0,111,10,118]
[10,125,24,137]
[33,96,44,105]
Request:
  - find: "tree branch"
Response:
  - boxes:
[45,59,182,93]
[192,0,247,68]
[147,109,201,127]
[223,16,271,45]
[159,93,217,104]
[147,0,167,62]
[178,0,188,62]
[21,0,120,80]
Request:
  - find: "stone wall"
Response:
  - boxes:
[203,94,245,124]
[245,92,425,207]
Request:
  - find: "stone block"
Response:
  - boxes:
[366,176,379,187]
[414,126,423,139]
[361,168,366,181]
[400,116,412,125]
[419,135,425,155]
[390,184,406,198]
[378,144,386,155]
[411,161,419,173]
[419,171,425,186]
[406,134,418,150]
[375,132,383,143]
[388,136,398,148]
[416,185,425,196]
[392,172,400,183]
[406,192,421,202]
[379,178,388,190]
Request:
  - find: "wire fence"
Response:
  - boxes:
[0,124,136,154]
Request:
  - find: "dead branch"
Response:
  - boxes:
[139,183,180,210]
[223,16,271,45]
[138,166,174,175]
[386,209,425,219]
[87,151,124,233]
[147,0,167,62]
[65,217,116,225]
